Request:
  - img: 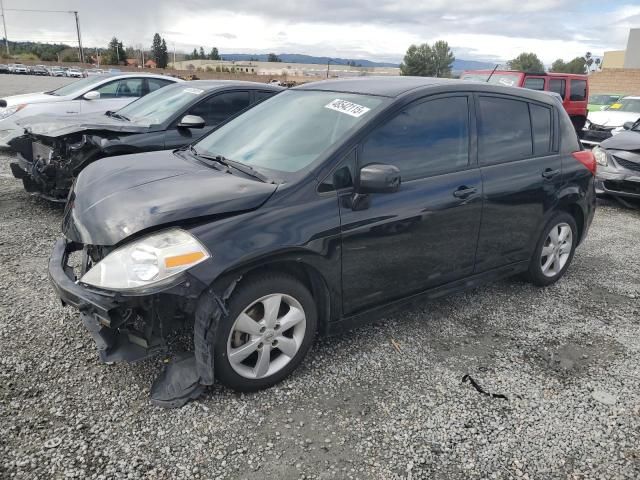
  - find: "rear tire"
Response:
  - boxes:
[214,273,317,392]
[524,212,578,286]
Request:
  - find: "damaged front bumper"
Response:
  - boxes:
[596,165,640,199]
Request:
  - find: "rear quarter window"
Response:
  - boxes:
[570,80,587,101]
[530,104,552,155]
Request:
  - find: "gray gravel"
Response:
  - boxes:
[1,76,640,479]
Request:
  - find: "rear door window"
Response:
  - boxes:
[549,79,566,100]
[360,96,470,181]
[147,78,174,93]
[569,80,587,101]
[524,77,545,91]
[189,91,251,125]
[255,90,278,102]
[478,96,532,165]
[530,103,552,155]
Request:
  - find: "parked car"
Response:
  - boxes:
[9,81,282,201]
[85,68,105,77]
[588,93,624,112]
[11,63,28,74]
[461,70,589,132]
[49,66,65,77]
[0,64,9,74]
[48,77,596,406]
[592,119,640,201]
[30,65,48,76]
[582,96,640,146]
[67,68,83,78]
[0,73,183,147]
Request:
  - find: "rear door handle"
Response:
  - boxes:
[453,186,477,199]
[542,168,560,179]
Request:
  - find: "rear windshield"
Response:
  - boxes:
[589,94,619,105]
[195,90,385,174]
[461,72,523,87]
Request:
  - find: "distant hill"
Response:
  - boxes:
[219,53,496,71]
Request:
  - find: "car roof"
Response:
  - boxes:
[178,80,284,91]
[293,76,560,104]
[622,95,640,99]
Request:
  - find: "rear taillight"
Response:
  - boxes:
[572,150,596,175]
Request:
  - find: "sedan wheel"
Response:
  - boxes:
[540,222,573,278]
[227,293,307,379]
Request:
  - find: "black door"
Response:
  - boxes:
[474,94,561,272]
[164,90,251,149]
[339,94,483,315]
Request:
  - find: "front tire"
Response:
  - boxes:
[214,273,317,392]
[524,212,578,286]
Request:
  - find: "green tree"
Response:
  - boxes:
[151,33,163,66]
[192,48,198,59]
[506,52,544,72]
[584,52,593,72]
[103,37,124,65]
[267,53,281,62]
[209,47,220,60]
[550,56,586,74]
[159,39,169,68]
[199,47,205,59]
[400,43,434,76]
[431,40,455,77]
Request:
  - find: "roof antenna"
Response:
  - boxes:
[486,64,499,83]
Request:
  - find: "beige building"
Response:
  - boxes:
[170,59,400,79]
[601,28,640,70]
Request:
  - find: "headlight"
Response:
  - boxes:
[592,146,608,167]
[80,229,210,292]
[0,104,26,120]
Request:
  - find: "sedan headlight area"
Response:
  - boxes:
[0,104,26,120]
[80,229,210,292]
[593,146,609,167]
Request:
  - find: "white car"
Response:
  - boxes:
[67,68,83,78]
[582,96,640,146]
[0,73,183,147]
[11,63,28,74]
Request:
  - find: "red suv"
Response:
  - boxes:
[462,70,589,132]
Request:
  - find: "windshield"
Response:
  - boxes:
[608,98,640,113]
[48,76,108,96]
[117,84,202,124]
[461,72,523,87]
[195,90,385,173]
[589,94,619,105]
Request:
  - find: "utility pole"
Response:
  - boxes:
[0,0,9,56]
[173,43,176,69]
[72,11,84,63]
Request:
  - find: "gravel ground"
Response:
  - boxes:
[1,76,640,480]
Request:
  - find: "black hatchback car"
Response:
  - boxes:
[49,77,596,407]
[9,80,282,201]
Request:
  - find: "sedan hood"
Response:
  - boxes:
[15,112,150,137]
[0,91,61,108]
[588,110,640,128]
[601,130,640,152]
[63,150,278,245]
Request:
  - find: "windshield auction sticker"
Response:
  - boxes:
[325,99,371,118]
[183,88,204,95]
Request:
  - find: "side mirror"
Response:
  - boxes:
[622,121,635,130]
[83,91,100,101]
[178,115,206,129]
[359,163,401,194]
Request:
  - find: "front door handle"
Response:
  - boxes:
[542,168,560,179]
[453,186,477,199]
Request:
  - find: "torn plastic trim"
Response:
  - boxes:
[461,374,508,400]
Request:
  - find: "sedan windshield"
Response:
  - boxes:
[195,90,385,173]
[48,76,108,96]
[117,84,203,124]
[608,98,640,113]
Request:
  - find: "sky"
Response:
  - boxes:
[1,0,638,65]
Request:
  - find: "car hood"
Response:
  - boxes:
[15,112,150,137]
[588,110,640,128]
[601,130,640,152]
[0,92,62,108]
[63,149,278,246]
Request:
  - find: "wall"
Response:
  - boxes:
[623,28,640,69]
[589,69,640,95]
[601,50,625,69]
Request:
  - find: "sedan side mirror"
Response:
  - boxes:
[178,115,206,129]
[622,121,635,130]
[359,163,401,194]
[83,91,100,100]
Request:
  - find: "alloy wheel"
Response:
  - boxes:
[226,293,307,379]
[540,222,573,278]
